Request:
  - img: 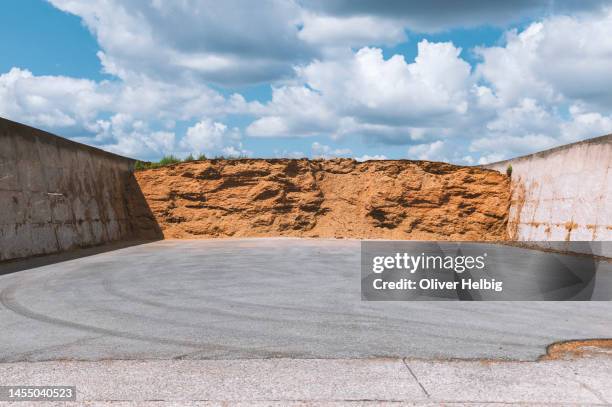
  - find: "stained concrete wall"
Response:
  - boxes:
[0,117,160,262]
[484,135,611,255]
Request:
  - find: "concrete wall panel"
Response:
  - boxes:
[484,134,612,256]
[0,117,161,262]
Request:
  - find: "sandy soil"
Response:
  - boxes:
[134,158,510,240]
[543,339,612,360]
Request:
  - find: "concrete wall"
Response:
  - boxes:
[484,135,611,254]
[0,117,160,262]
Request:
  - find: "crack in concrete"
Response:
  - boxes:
[580,382,609,405]
[402,357,430,398]
[570,366,609,405]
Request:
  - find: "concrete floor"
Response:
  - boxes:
[1,239,611,362]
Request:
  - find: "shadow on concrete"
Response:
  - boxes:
[0,240,157,276]
[124,172,165,241]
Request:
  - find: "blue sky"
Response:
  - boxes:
[1,0,611,163]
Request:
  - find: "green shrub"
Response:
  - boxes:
[506,164,513,177]
[212,154,248,160]
[134,153,212,171]
[157,155,182,166]
[134,160,146,170]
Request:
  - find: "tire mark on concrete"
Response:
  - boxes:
[0,335,104,363]
[102,271,497,333]
[102,274,536,354]
[102,276,287,323]
[0,283,295,359]
[102,274,386,329]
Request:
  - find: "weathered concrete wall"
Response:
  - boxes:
[484,135,611,254]
[0,117,160,262]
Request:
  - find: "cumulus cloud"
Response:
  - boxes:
[560,105,612,141]
[0,68,110,131]
[470,102,612,163]
[248,40,471,143]
[246,86,335,137]
[50,0,604,86]
[242,7,612,162]
[48,0,313,86]
[181,119,249,157]
[79,116,248,159]
[0,67,233,129]
[103,131,176,159]
[476,11,612,111]
[407,140,447,161]
[51,0,544,86]
[311,142,352,159]
[182,120,238,152]
[0,66,247,159]
[273,150,307,159]
[302,42,471,125]
[2,1,611,163]
[469,9,612,160]
[298,13,406,48]
[68,113,177,158]
[303,0,609,32]
[355,154,387,161]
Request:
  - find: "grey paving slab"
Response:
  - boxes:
[0,239,611,362]
[406,357,612,404]
[0,359,424,402]
[0,358,610,405]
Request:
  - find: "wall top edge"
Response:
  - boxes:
[0,116,136,164]
[480,133,612,168]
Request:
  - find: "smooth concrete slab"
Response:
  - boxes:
[0,239,611,362]
[407,357,612,404]
[0,357,610,405]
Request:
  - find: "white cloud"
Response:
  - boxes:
[248,11,612,162]
[3,2,611,164]
[471,134,556,159]
[407,141,447,161]
[303,0,609,33]
[469,10,612,160]
[560,105,612,141]
[111,76,230,121]
[78,116,249,159]
[298,13,406,47]
[273,149,307,159]
[221,145,251,158]
[301,42,471,125]
[355,154,387,161]
[487,98,549,130]
[0,67,232,130]
[248,41,472,143]
[477,153,506,165]
[246,86,336,137]
[476,11,612,110]
[469,101,612,162]
[0,68,111,130]
[53,0,588,87]
[75,113,177,158]
[48,0,312,86]
[311,142,351,159]
[0,66,249,160]
[180,119,248,157]
[182,120,238,152]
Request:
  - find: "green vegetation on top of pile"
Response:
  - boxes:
[134,153,249,170]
